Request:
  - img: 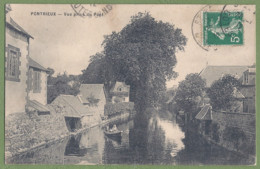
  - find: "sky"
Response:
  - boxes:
[8,4,256,88]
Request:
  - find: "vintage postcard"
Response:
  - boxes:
[4,3,256,166]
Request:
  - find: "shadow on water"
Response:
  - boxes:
[8,108,253,165]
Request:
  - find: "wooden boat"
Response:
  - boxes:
[104,130,122,141]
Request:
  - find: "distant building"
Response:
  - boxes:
[199,65,248,88]
[110,82,130,103]
[78,84,107,117]
[5,5,49,116]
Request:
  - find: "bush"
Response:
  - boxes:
[223,126,246,151]
[210,122,220,143]
[104,102,134,116]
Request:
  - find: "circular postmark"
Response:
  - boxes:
[71,4,113,18]
[192,5,255,51]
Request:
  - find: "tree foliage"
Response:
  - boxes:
[80,52,109,84]
[223,126,246,150]
[207,74,241,111]
[174,73,206,112]
[101,12,187,110]
[47,72,80,104]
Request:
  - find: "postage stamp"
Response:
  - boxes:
[203,11,243,45]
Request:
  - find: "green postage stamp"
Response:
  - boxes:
[203,12,244,45]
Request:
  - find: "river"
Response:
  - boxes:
[9,110,252,165]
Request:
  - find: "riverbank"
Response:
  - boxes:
[5,107,132,162]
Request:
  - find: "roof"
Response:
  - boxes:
[110,81,130,93]
[199,66,248,87]
[77,95,89,104]
[195,105,212,120]
[28,100,50,112]
[53,95,92,118]
[248,68,256,73]
[232,88,245,99]
[28,57,49,72]
[6,17,33,39]
[79,84,105,101]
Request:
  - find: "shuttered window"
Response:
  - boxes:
[28,68,33,91]
[33,70,41,93]
[6,45,21,82]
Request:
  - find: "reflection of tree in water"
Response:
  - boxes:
[174,130,251,165]
[146,115,167,164]
[129,111,174,164]
[102,111,170,164]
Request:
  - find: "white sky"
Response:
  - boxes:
[8,4,256,88]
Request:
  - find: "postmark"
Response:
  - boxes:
[70,4,113,18]
[192,5,255,51]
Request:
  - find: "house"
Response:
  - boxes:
[78,84,107,117]
[5,5,49,116]
[199,65,255,113]
[51,95,94,131]
[27,57,49,104]
[240,67,256,113]
[110,82,130,103]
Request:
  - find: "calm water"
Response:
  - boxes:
[9,110,252,165]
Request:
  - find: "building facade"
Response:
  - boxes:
[5,5,48,116]
[110,82,130,103]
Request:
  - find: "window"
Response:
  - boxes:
[33,70,41,93]
[6,45,21,81]
[28,68,33,91]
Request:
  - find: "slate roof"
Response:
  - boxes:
[199,66,248,87]
[28,100,50,112]
[28,57,49,72]
[79,84,105,101]
[54,95,92,118]
[232,88,245,99]
[6,17,33,39]
[195,105,212,120]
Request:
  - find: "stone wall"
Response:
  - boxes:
[208,111,255,155]
[5,105,69,158]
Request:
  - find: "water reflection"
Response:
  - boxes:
[64,135,87,157]
[8,110,251,165]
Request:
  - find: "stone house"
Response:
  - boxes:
[110,82,130,103]
[78,84,107,117]
[5,5,49,116]
[199,65,255,113]
[51,95,96,132]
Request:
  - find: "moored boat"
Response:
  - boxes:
[104,130,122,142]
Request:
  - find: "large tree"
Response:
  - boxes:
[102,12,187,111]
[174,73,206,114]
[80,52,107,84]
[207,74,241,111]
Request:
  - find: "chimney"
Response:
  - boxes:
[5,4,12,22]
